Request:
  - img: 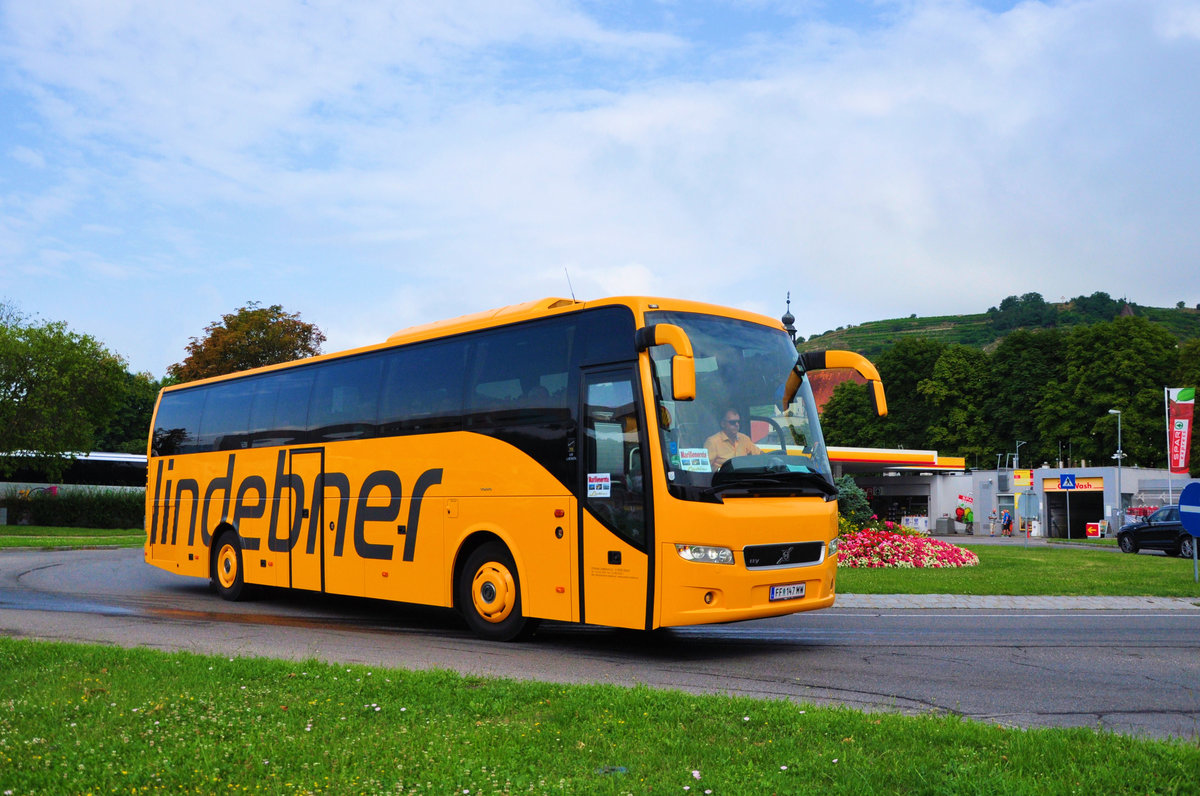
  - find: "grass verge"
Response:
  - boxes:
[0,526,143,549]
[837,544,1200,598]
[1,638,1197,795]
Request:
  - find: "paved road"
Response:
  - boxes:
[2,548,1198,740]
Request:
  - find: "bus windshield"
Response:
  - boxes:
[647,311,834,501]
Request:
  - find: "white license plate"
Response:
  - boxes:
[769,582,806,601]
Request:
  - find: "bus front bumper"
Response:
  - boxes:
[657,547,838,628]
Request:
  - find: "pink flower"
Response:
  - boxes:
[836,530,979,569]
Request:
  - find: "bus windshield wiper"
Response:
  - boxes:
[704,470,837,498]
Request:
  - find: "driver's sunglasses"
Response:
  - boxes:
[724,418,741,426]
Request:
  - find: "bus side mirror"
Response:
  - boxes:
[782,349,887,417]
[635,323,696,401]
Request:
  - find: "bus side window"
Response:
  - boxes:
[153,389,207,456]
[271,369,316,446]
[465,321,571,427]
[196,379,255,452]
[248,376,280,448]
[379,340,467,435]
[309,354,383,442]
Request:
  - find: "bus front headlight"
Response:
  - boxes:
[828,537,839,557]
[675,544,734,565]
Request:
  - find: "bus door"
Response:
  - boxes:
[287,448,325,592]
[579,368,653,630]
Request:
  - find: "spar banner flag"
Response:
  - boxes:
[1167,388,1195,474]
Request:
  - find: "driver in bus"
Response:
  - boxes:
[704,408,762,471]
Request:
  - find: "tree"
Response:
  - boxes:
[95,371,164,453]
[1069,292,1121,323]
[987,292,1056,331]
[918,344,990,461]
[986,328,1066,468]
[819,380,885,448]
[872,337,947,449]
[168,302,326,382]
[1057,317,1178,468]
[0,315,127,479]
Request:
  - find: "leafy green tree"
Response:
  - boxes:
[819,339,947,451]
[1059,317,1178,468]
[987,292,1056,331]
[1068,292,1121,323]
[1177,339,1200,386]
[918,344,990,463]
[0,314,127,479]
[95,371,164,453]
[819,380,885,448]
[168,302,326,382]
[986,328,1067,468]
[872,337,947,449]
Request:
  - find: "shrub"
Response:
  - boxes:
[4,487,144,529]
[835,475,872,527]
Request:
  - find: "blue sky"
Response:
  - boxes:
[2,0,1198,377]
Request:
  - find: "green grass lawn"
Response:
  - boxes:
[0,525,143,549]
[837,544,1200,598]
[1,638,1196,795]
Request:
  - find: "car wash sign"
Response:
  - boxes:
[1167,388,1195,475]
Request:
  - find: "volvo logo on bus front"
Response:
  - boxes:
[776,546,793,566]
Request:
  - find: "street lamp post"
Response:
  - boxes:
[1108,409,1123,532]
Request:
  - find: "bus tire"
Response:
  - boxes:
[458,542,535,641]
[211,531,248,601]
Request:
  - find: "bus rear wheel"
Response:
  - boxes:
[458,542,535,641]
[211,532,247,601]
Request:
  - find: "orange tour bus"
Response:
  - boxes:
[145,296,886,640]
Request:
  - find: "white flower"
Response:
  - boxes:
[692,770,701,780]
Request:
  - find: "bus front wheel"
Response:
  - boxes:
[211,532,247,601]
[458,542,535,641]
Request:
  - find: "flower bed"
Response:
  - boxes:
[837,529,979,568]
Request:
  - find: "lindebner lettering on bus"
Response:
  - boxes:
[150,450,442,563]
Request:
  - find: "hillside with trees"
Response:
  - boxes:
[815,294,1200,477]
[799,292,1200,360]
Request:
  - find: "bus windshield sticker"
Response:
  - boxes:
[587,473,612,498]
[679,448,710,473]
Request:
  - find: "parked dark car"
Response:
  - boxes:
[1117,505,1196,558]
